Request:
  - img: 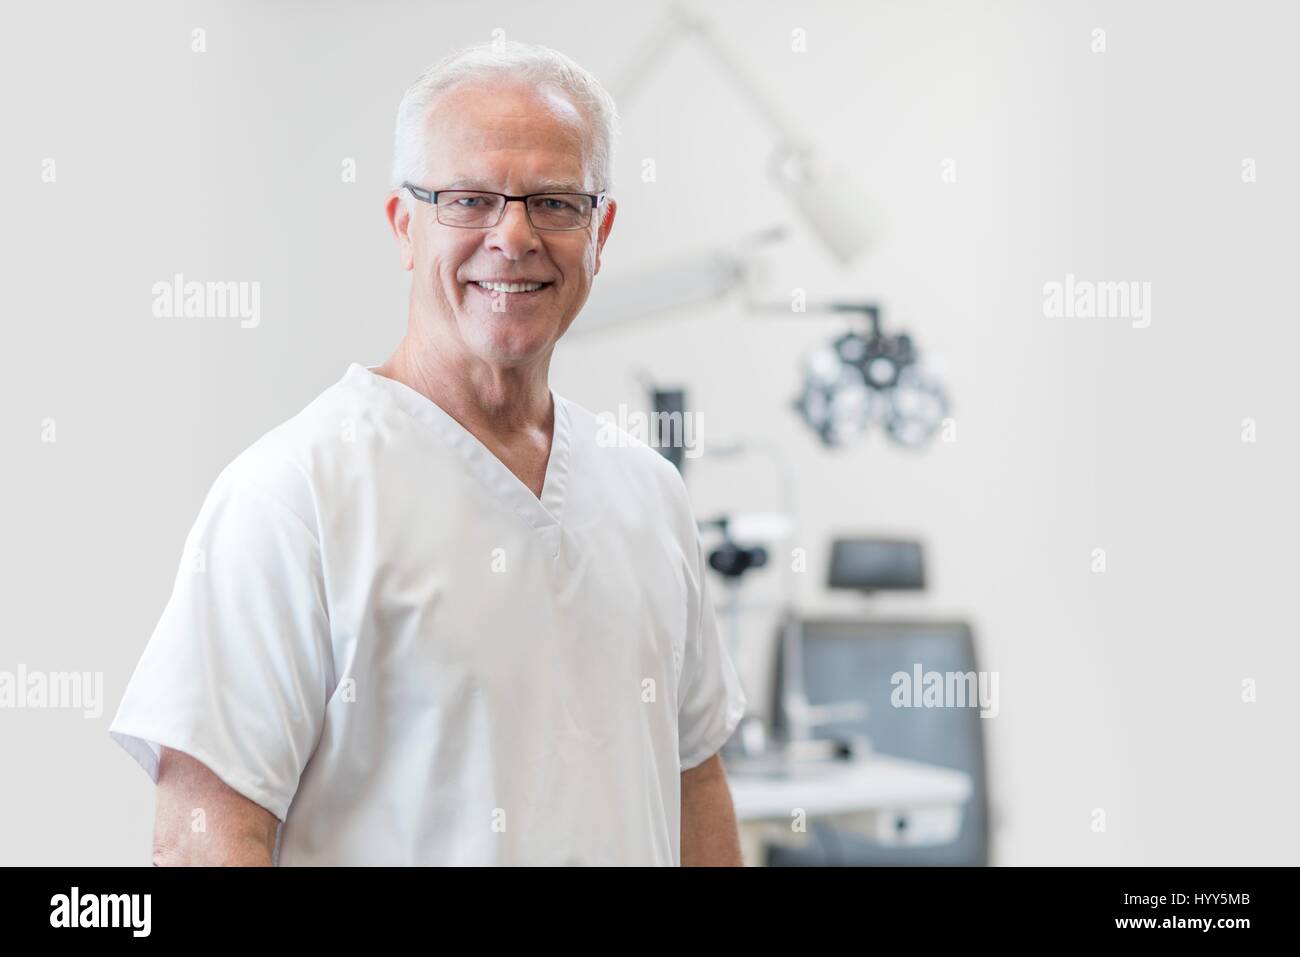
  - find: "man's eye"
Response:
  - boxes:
[541,198,574,210]
[456,197,484,208]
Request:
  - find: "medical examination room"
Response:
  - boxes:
[1,0,1297,896]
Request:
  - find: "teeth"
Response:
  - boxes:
[474,281,547,293]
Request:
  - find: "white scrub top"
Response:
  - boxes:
[109,362,747,865]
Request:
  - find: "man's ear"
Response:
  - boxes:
[386,192,415,271]
[592,198,616,276]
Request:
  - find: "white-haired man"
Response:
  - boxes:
[109,41,748,866]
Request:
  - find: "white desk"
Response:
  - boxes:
[726,753,973,866]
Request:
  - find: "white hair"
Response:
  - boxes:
[391,40,621,210]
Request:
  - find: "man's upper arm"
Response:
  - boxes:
[680,752,744,866]
[152,746,279,866]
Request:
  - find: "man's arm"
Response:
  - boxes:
[680,752,744,866]
[151,746,280,866]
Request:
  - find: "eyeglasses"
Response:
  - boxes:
[401,182,606,231]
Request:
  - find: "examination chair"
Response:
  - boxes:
[765,539,992,866]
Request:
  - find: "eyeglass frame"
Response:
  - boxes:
[400,181,608,231]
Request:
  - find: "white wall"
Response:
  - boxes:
[2,0,1295,864]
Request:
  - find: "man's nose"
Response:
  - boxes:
[486,200,542,255]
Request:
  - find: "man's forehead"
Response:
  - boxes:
[427,83,588,147]
[436,80,583,120]
[423,82,593,190]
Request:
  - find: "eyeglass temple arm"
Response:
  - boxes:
[401,183,434,203]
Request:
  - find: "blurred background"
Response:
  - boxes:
[2,0,1297,865]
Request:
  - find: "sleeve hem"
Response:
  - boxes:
[678,696,747,772]
[108,723,292,821]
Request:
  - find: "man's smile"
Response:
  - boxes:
[467,279,555,300]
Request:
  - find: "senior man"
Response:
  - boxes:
[109,41,747,866]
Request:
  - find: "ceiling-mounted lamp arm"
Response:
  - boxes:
[607,3,870,266]
[679,10,807,149]
[568,224,787,337]
[609,4,804,148]
[605,5,689,108]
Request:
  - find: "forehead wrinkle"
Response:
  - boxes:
[442,175,589,193]
[432,143,593,193]
[446,123,589,169]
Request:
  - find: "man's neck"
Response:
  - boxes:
[376,334,553,440]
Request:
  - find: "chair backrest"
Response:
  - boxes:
[828,538,926,591]
[768,617,991,865]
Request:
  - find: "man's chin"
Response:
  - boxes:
[461,320,555,367]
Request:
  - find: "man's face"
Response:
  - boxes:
[388,81,616,369]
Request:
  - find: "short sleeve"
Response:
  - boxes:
[108,472,333,821]
[677,530,748,771]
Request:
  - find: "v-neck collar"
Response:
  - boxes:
[346,362,570,541]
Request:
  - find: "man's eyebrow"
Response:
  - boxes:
[442,178,592,193]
